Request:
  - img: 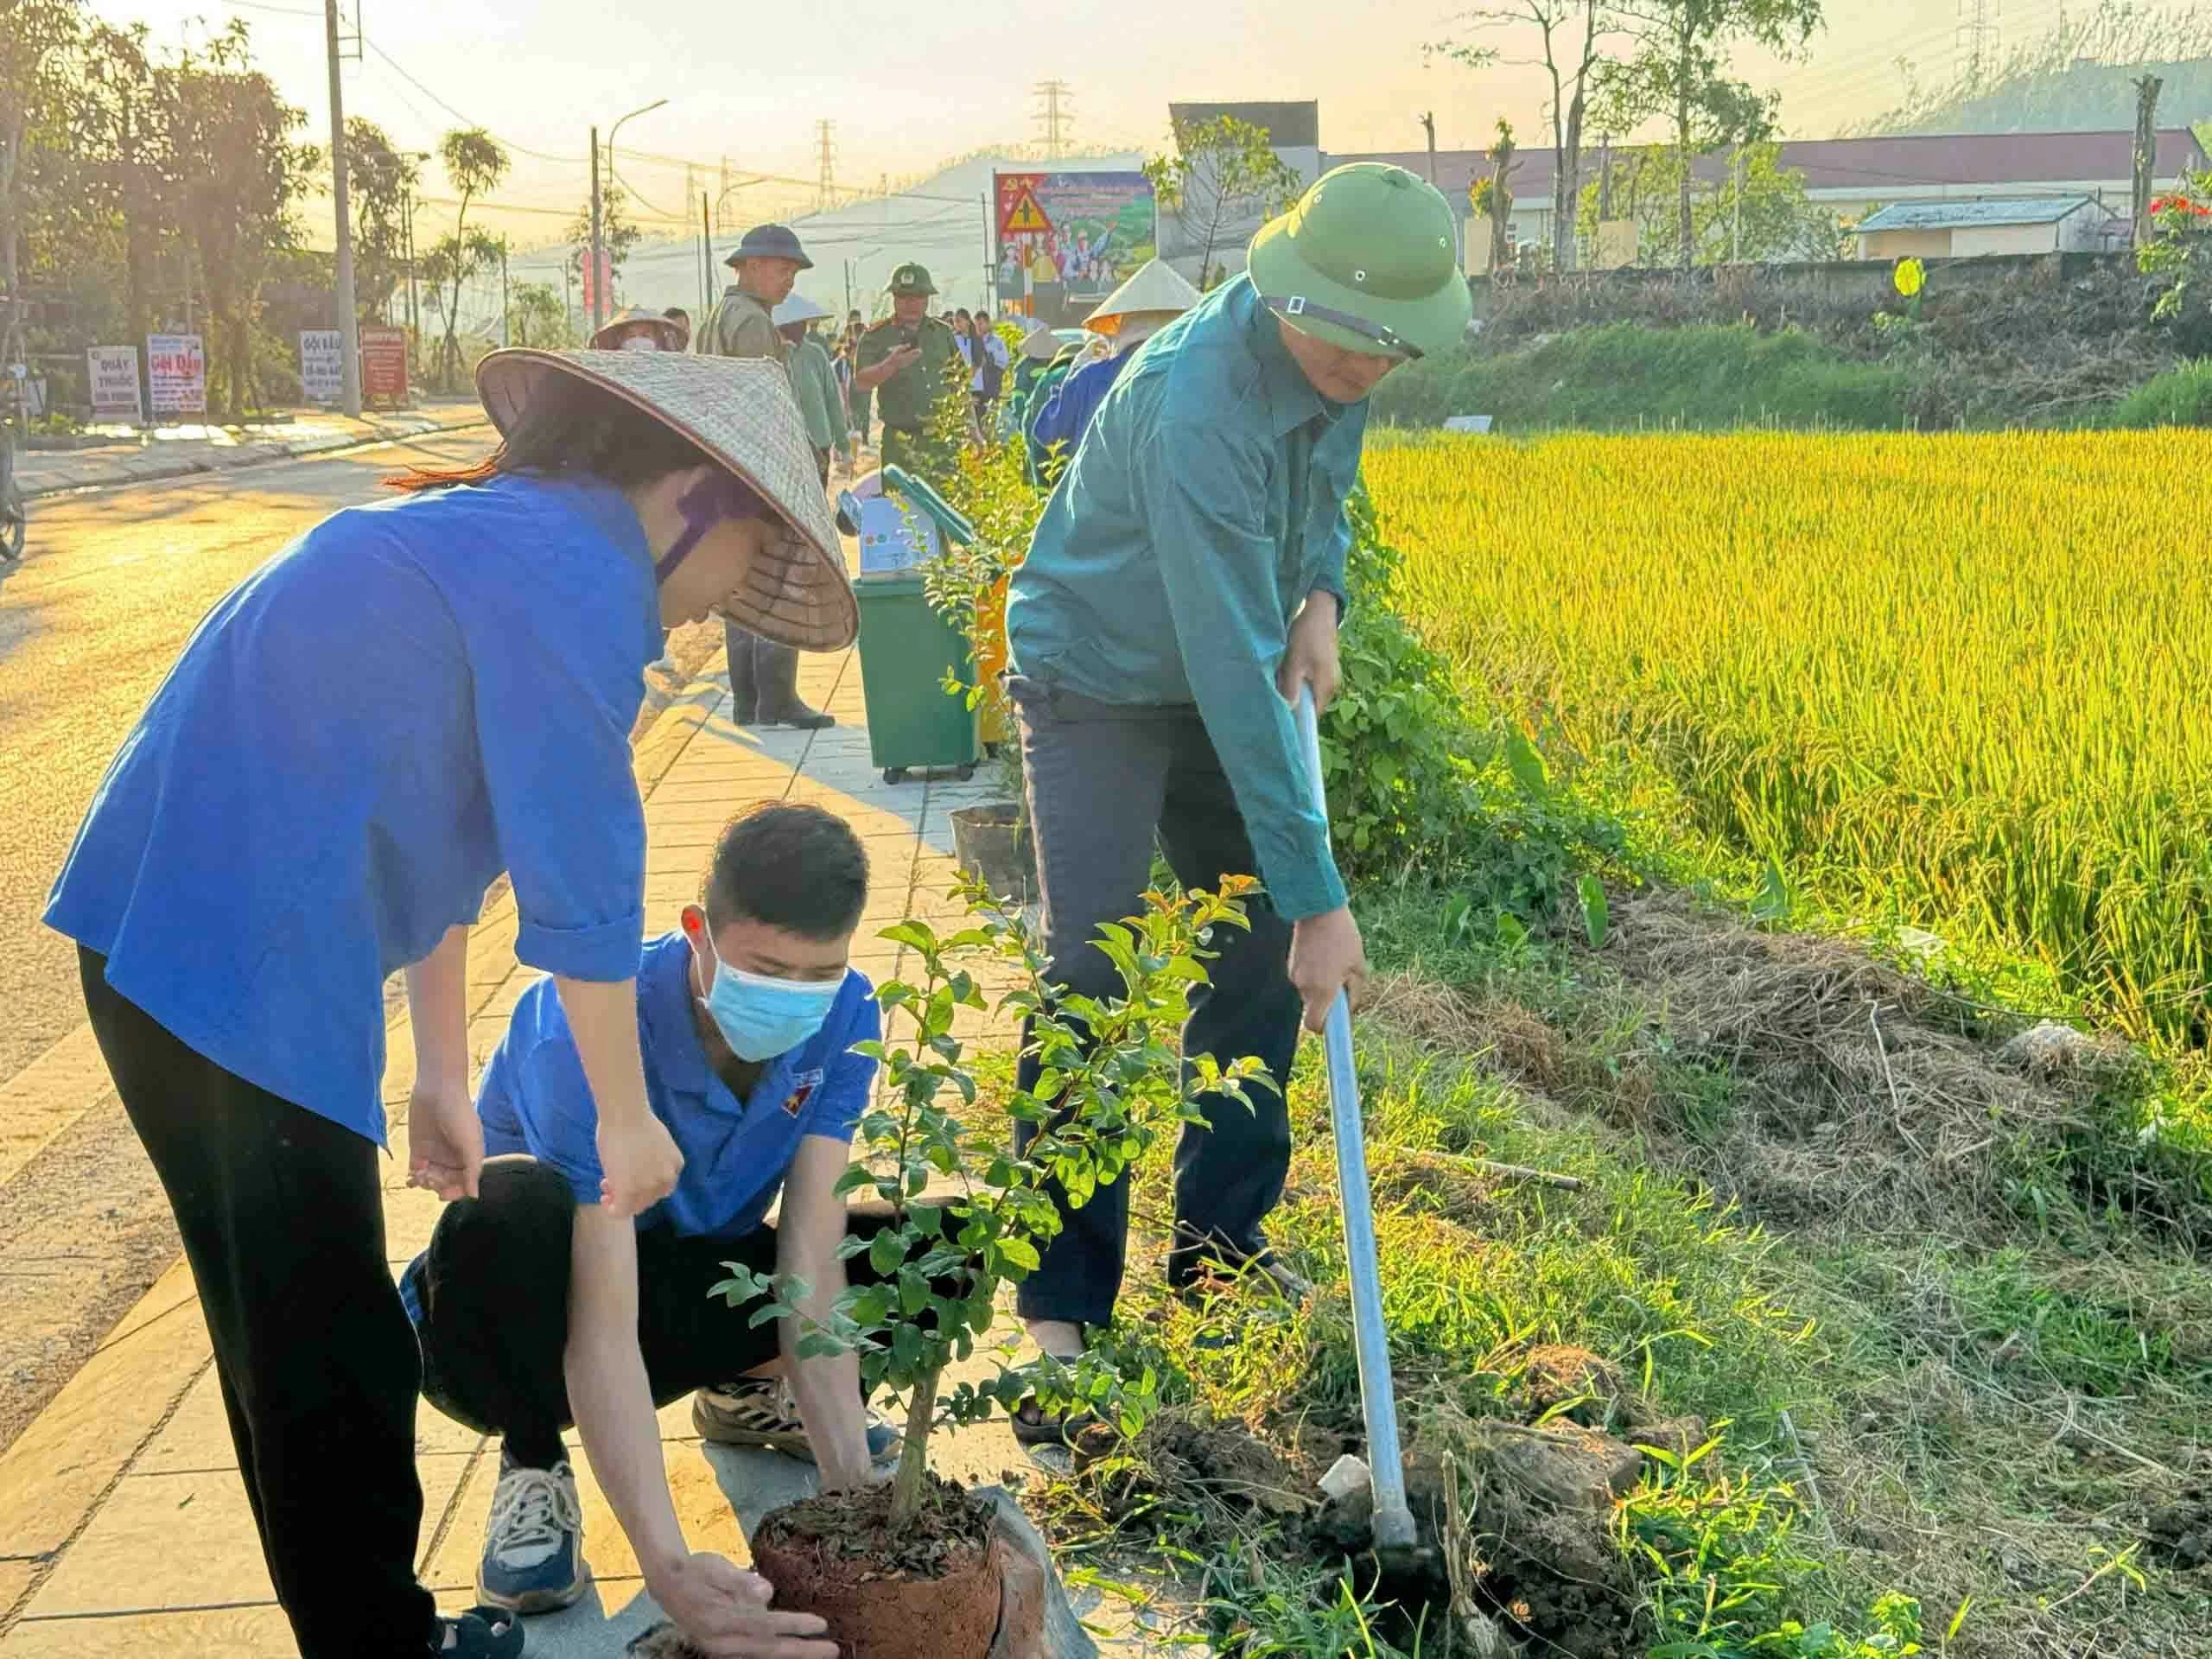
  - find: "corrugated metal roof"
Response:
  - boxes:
[1326,128,2211,204]
[1855,195,2096,231]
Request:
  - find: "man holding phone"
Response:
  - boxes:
[851,263,963,482]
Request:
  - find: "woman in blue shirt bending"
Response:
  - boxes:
[43,350,853,1659]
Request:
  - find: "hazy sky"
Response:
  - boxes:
[89,0,2081,245]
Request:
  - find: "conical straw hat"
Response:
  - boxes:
[1084,258,1202,337]
[590,307,687,351]
[476,349,855,651]
[772,292,831,326]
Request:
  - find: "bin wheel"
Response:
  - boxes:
[954,763,976,782]
[883,767,908,786]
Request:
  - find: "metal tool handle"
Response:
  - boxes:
[1294,686,1415,1551]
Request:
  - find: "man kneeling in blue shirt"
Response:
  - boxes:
[404,804,909,1655]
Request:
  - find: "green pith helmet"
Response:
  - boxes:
[1246,163,1472,360]
[887,262,938,297]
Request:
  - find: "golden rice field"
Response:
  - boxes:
[1363,427,2212,1039]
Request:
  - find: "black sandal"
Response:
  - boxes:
[433,1605,524,1658]
[1010,1395,1106,1447]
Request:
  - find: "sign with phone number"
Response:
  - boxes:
[146,334,207,416]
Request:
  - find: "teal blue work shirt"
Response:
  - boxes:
[1005,274,1361,920]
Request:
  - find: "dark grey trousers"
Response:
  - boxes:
[1006,675,1300,1328]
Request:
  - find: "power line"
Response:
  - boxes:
[359,36,583,164]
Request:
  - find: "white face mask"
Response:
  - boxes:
[620,335,662,353]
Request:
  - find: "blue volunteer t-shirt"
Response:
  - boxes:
[43,474,662,1147]
[476,930,875,1235]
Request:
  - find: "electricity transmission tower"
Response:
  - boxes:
[1033,80,1074,160]
[816,121,836,212]
[1956,0,1999,87]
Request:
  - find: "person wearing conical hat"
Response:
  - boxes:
[998,321,1060,442]
[774,292,847,483]
[591,306,688,353]
[1001,166,1473,1435]
[43,347,855,1659]
[1027,257,1201,476]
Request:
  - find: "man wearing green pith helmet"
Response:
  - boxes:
[1000,164,1473,1437]
[851,262,965,482]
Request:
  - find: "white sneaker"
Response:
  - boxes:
[476,1456,588,1615]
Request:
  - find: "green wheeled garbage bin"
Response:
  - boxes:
[855,573,982,785]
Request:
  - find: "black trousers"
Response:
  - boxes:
[79,949,435,1659]
[413,1159,934,1465]
[1005,678,1301,1329]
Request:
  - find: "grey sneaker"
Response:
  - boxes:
[691,1378,902,1464]
[476,1456,588,1615]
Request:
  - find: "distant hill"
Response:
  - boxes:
[608,149,1145,321]
[1851,1,2211,143]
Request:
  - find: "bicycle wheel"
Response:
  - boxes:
[0,486,22,564]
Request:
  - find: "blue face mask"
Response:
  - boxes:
[696,935,842,1062]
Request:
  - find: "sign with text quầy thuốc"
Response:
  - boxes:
[146,334,207,416]
[299,330,345,404]
[86,346,143,422]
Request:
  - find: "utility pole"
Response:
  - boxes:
[1419,112,1438,186]
[700,191,714,318]
[499,241,510,346]
[1033,80,1073,160]
[1731,141,1744,264]
[817,121,836,213]
[2132,73,2164,245]
[323,0,361,415]
[588,125,604,334]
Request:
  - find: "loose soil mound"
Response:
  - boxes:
[1375,890,2188,1241]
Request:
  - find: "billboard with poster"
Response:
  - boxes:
[993,171,1157,327]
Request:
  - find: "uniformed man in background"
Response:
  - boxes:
[851,263,963,482]
[696,224,835,731]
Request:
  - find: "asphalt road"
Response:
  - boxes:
[0,434,737,1453]
[0,432,493,1081]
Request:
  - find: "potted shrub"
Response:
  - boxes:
[713,876,1269,1659]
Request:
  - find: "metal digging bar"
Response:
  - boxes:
[1294,685,1420,1561]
